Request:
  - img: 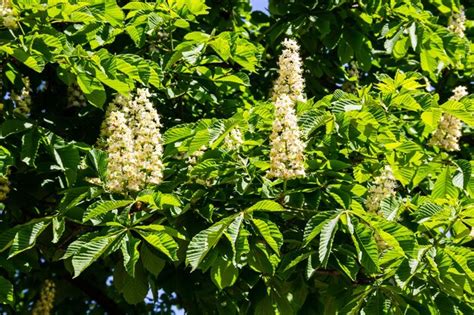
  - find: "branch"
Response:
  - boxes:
[66,277,124,315]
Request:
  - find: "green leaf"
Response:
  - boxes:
[224,213,244,256]
[0,120,33,139]
[52,216,66,244]
[163,123,195,144]
[299,110,332,138]
[134,224,186,240]
[76,73,106,108]
[141,245,165,277]
[252,218,283,255]
[303,211,337,246]
[246,200,285,213]
[210,256,239,290]
[71,233,121,278]
[87,149,108,182]
[121,233,141,277]
[8,48,45,72]
[319,214,341,267]
[114,263,148,305]
[415,202,443,221]
[353,223,379,274]
[54,144,80,187]
[0,276,14,306]
[210,32,231,61]
[248,242,279,275]
[231,38,259,72]
[83,200,134,222]
[20,128,41,167]
[186,216,235,271]
[453,160,471,190]
[139,231,178,261]
[379,197,399,221]
[334,248,359,281]
[432,166,457,199]
[9,219,51,258]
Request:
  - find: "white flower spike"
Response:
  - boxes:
[100,88,164,193]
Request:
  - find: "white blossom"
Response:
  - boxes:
[428,86,468,151]
[365,165,397,213]
[268,94,306,179]
[272,38,306,103]
[0,1,17,29]
[268,38,306,180]
[100,88,164,193]
[11,77,31,116]
[450,85,468,101]
[67,83,87,108]
[223,127,244,151]
[186,146,206,166]
[448,7,466,38]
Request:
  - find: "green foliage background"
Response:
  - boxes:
[0,0,473,314]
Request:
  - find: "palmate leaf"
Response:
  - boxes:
[83,200,134,222]
[186,215,236,271]
[353,223,380,274]
[71,233,123,278]
[252,218,283,255]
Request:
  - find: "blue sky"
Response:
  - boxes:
[251,0,268,12]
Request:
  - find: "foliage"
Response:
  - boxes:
[0,0,473,314]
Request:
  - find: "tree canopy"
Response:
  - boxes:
[0,0,473,314]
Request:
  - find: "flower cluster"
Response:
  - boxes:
[450,85,468,101]
[268,39,306,180]
[428,86,468,151]
[223,127,244,151]
[365,165,397,213]
[1,0,17,29]
[186,146,206,166]
[271,38,305,103]
[67,83,87,108]
[448,7,466,38]
[11,77,31,116]
[32,280,55,315]
[100,88,164,193]
[0,175,9,201]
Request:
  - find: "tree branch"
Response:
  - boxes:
[66,277,124,315]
